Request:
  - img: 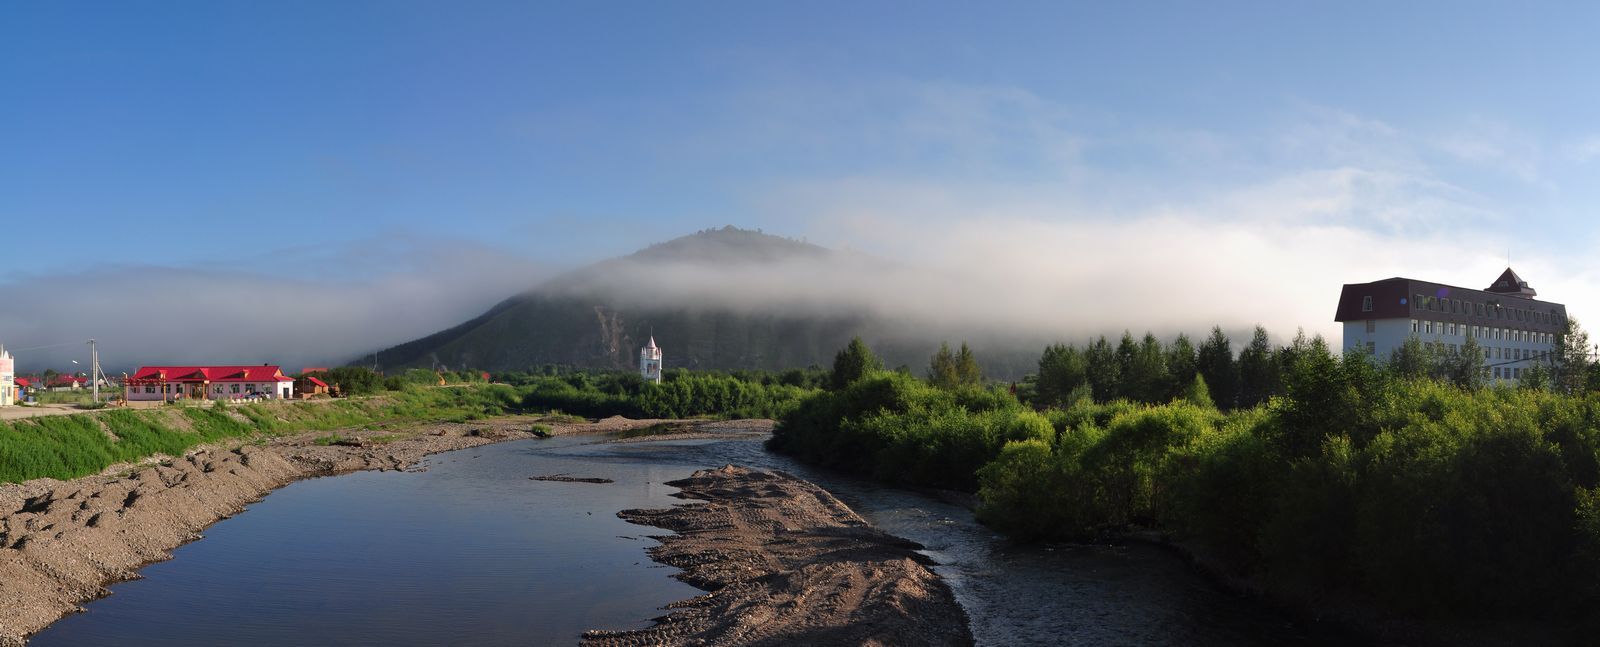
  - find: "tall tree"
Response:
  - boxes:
[1036,343,1088,408]
[928,342,958,389]
[1165,334,1198,401]
[955,342,983,386]
[1114,331,1139,400]
[1084,336,1120,402]
[1196,326,1237,409]
[1450,335,1487,390]
[1129,332,1170,403]
[1388,336,1429,380]
[829,336,882,390]
[1555,316,1594,395]
[1279,334,1354,456]
[1236,325,1279,408]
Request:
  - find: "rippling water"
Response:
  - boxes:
[33,430,1360,646]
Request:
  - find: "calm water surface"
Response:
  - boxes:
[34,430,1358,646]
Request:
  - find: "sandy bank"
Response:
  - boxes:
[583,465,973,647]
[0,414,702,646]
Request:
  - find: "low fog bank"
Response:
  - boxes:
[556,218,1598,358]
[5,219,1593,379]
[0,239,548,375]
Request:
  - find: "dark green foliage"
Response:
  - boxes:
[830,336,883,390]
[975,378,1600,636]
[928,341,983,389]
[1165,334,1198,401]
[768,371,1046,491]
[1196,326,1238,409]
[1083,336,1119,403]
[1035,343,1088,408]
[318,367,387,395]
[1236,326,1279,408]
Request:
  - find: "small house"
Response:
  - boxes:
[296,375,329,398]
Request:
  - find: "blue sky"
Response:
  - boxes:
[3,2,1600,367]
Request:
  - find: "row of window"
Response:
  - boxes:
[1410,293,1559,326]
[1407,320,1554,344]
[1382,339,1552,364]
[141,383,276,395]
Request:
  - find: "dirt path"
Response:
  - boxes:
[0,414,690,646]
[582,465,974,647]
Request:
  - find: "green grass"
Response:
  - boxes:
[0,384,530,484]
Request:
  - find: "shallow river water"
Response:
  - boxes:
[32,430,1359,646]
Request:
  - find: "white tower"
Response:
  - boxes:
[640,336,663,384]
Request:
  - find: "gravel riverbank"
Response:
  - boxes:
[583,465,973,647]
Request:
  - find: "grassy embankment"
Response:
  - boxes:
[768,343,1600,643]
[0,370,818,486]
[0,385,530,484]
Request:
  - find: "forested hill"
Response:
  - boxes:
[362,226,1041,376]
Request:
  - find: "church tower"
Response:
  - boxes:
[639,336,663,384]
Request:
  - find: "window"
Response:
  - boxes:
[230,384,240,394]
[1514,368,1522,379]
[1366,341,1376,355]
[215,386,224,393]
[1366,320,1376,333]
[1452,300,1460,314]
[1362,296,1373,312]
[1425,320,1434,334]
[1411,319,1419,333]
[1476,303,1485,316]
[1416,294,1425,310]
[1495,367,1503,378]
[144,385,155,394]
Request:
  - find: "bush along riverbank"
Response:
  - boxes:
[767,335,1600,645]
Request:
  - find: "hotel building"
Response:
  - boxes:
[1334,268,1567,383]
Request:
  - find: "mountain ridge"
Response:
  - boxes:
[363,226,1040,377]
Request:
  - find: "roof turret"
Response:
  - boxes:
[1485,267,1537,297]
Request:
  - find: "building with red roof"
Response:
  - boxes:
[48,374,89,390]
[126,365,295,402]
[295,374,330,398]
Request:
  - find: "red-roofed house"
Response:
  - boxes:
[295,374,329,398]
[126,365,295,402]
[48,374,89,391]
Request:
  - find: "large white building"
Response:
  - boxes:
[1336,268,1568,383]
[640,336,663,384]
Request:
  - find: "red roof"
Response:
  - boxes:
[305,376,328,387]
[15,377,35,387]
[131,366,294,383]
[48,375,89,386]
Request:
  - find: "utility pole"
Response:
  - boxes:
[87,339,99,404]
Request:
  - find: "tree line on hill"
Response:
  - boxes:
[768,325,1600,643]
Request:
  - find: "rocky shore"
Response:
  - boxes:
[582,465,974,647]
[0,414,677,646]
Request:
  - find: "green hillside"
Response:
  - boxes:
[365,227,1042,377]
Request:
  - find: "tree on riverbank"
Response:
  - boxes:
[769,333,1600,643]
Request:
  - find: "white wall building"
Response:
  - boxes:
[126,365,295,401]
[0,346,15,407]
[640,336,663,384]
[1336,268,1568,384]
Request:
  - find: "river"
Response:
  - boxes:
[32,428,1357,646]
